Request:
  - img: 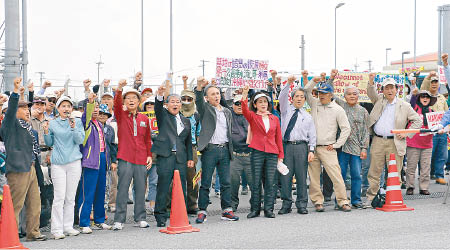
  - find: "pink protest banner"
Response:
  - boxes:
[426,112,444,128]
[216,57,269,89]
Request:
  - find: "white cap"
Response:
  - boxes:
[101,92,114,99]
[122,87,141,101]
[381,78,398,87]
[233,95,243,103]
[56,95,73,108]
[46,92,57,99]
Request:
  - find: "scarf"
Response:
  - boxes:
[19,119,40,157]
[417,100,430,127]
[181,102,196,118]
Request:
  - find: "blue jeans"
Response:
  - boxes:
[198,145,232,211]
[431,134,448,179]
[361,146,371,189]
[241,170,248,188]
[338,151,362,205]
[146,164,158,201]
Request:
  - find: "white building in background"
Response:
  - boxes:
[383,52,438,73]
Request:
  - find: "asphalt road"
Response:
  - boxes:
[23,180,450,249]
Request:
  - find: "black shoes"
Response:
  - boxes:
[247,210,260,218]
[278,208,292,215]
[264,210,275,218]
[297,208,308,214]
[157,221,166,227]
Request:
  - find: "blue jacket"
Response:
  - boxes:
[44,118,84,165]
[80,102,110,170]
[103,123,117,168]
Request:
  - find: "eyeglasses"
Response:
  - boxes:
[125,96,139,101]
[181,96,193,102]
[142,92,152,97]
[233,101,241,106]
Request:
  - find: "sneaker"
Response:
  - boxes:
[339,204,352,212]
[26,234,47,241]
[195,213,207,224]
[64,228,80,236]
[112,222,123,231]
[215,191,220,197]
[221,211,239,221]
[93,223,112,230]
[146,207,154,215]
[431,174,436,180]
[109,206,116,212]
[436,178,447,185]
[80,227,92,234]
[363,200,372,209]
[352,203,364,209]
[135,221,149,228]
[53,233,66,240]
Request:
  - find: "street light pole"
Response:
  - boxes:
[334,3,345,69]
[169,0,173,93]
[402,51,410,72]
[385,48,391,67]
[141,0,144,84]
[414,0,416,67]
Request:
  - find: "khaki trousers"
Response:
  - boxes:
[367,137,403,201]
[406,147,432,190]
[308,146,349,207]
[6,165,41,239]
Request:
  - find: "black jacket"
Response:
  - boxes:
[0,93,44,186]
[103,123,117,167]
[151,96,193,163]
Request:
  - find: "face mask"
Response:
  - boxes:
[182,101,192,105]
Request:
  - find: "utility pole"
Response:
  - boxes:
[141,0,144,84]
[200,60,209,76]
[96,55,104,86]
[36,71,45,87]
[354,58,359,72]
[21,0,28,84]
[366,60,373,72]
[4,0,21,92]
[299,35,305,70]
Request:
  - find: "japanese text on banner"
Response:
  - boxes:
[216,57,269,89]
[438,65,448,85]
[426,111,445,128]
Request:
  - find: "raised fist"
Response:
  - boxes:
[103,79,111,87]
[27,81,34,92]
[287,75,296,84]
[270,70,277,77]
[118,79,127,88]
[88,92,97,104]
[83,79,92,89]
[428,71,437,78]
[182,75,188,82]
[442,53,448,66]
[330,69,338,79]
[301,70,309,78]
[43,80,52,88]
[368,73,376,85]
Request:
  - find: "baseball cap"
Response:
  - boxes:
[101,92,114,99]
[233,95,243,103]
[99,103,112,118]
[33,96,46,104]
[317,83,334,94]
[56,96,73,108]
[122,87,142,101]
[381,78,398,87]
[431,76,439,82]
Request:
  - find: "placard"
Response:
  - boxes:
[216,57,269,89]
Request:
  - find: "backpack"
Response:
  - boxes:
[371,188,386,208]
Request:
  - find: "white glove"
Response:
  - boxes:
[430,124,444,132]
[41,166,52,185]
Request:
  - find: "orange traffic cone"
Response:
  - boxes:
[0,185,28,249]
[376,154,414,212]
[160,170,200,234]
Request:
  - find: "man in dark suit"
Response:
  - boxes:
[194,77,239,223]
[152,84,194,227]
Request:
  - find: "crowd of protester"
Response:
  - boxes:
[0,53,450,241]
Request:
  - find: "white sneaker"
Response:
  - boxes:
[93,223,112,230]
[53,233,66,240]
[64,228,80,236]
[135,221,149,228]
[80,227,93,234]
[112,222,123,231]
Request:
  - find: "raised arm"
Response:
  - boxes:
[304,72,320,109]
[114,79,128,121]
[82,93,97,130]
[367,72,379,104]
[2,78,21,132]
[240,85,254,123]
[155,84,167,124]
[195,77,209,118]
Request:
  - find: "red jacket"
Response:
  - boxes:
[114,90,152,165]
[241,99,284,159]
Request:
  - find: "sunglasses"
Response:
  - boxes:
[419,94,431,99]
[233,101,241,106]
[181,96,193,102]
[48,98,56,104]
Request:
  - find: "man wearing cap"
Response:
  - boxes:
[1,77,46,241]
[112,79,152,230]
[194,77,238,223]
[305,74,351,212]
[364,74,422,207]
[226,93,253,212]
[180,82,202,214]
[44,93,57,120]
[278,74,316,215]
[421,68,450,185]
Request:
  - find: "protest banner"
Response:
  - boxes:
[438,65,448,85]
[426,111,445,128]
[139,111,158,134]
[332,72,406,103]
[216,57,269,89]
[399,66,424,74]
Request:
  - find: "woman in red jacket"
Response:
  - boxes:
[241,85,284,219]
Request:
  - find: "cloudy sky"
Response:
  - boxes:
[0,0,449,99]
